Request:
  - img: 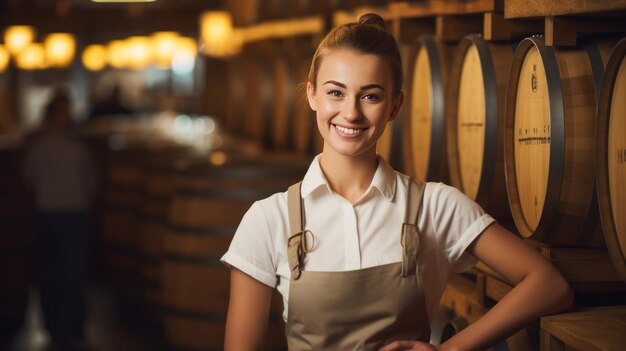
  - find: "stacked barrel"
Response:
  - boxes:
[93,121,310,350]
[161,155,307,350]
[88,2,626,350]
[392,4,626,348]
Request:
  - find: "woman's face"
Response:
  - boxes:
[307,49,403,159]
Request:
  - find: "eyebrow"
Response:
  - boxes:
[322,80,386,91]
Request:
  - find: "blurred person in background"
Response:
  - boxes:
[22,87,97,351]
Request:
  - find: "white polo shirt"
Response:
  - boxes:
[221,155,495,323]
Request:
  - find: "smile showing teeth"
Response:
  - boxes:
[334,124,366,135]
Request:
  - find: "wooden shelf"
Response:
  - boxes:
[544,16,626,46]
[474,240,626,302]
[505,0,626,18]
[388,0,502,19]
[540,306,626,351]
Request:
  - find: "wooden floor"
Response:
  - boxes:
[5,286,169,351]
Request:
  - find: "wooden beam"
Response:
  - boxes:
[435,15,483,42]
[388,0,502,19]
[333,6,392,27]
[242,16,325,42]
[545,16,626,46]
[505,0,626,18]
[0,9,201,40]
[483,12,543,41]
[394,17,437,44]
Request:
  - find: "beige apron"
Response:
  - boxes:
[285,179,431,350]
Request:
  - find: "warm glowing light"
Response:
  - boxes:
[82,44,107,71]
[210,150,227,165]
[44,33,76,67]
[107,40,129,69]
[0,45,9,72]
[200,11,241,57]
[126,36,152,70]
[201,11,232,42]
[4,26,36,55]
[151,31,179,69]
[176,37,198,56]
[172,37,197,75]
[16,43,46,70]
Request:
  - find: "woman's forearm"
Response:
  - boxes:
[440,268,573,351]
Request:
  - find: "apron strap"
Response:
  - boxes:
[401,179,426,277]
[287,182,313,280]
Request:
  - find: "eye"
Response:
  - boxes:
[327,90,343,98]
[362,93,380,101]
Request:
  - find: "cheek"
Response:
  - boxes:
[316,99,338,116]
[363,104,390,120]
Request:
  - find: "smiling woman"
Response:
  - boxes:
[305,49,401,163]
[222,13,573,351]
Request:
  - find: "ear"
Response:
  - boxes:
[388,91,404,122]
[306,82,318,111]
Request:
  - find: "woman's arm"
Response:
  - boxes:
[224,268,274,351]
[439,223,574,351]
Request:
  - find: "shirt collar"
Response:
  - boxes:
[300,154,397,201]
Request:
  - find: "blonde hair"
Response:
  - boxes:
[308,13,402,97]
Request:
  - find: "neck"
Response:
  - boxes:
[318,146,379,204]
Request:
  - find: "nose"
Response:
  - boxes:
[341,97,362,122]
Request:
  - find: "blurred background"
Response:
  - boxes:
[1,0,626,350]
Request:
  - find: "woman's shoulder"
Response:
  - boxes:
[249,188,290,220]
[393,171,473,206]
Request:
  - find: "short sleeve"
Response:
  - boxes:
[221,201,278,288]
[428,183,496,273]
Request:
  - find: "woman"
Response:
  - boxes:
[221,13,573,351]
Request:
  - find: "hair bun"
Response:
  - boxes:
[357,13,386,30]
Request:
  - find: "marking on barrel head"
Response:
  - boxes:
[532,64,538,93]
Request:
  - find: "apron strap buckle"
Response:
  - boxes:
[288,230,316,280]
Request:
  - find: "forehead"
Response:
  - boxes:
[316,49,392,87]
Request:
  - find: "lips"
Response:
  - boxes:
[333,124,368,138]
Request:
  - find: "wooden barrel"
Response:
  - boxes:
[446,34,514,220]
[102,148,145,309]
[243,42,275,147]
[225,55,247,135]
[376,121,396,162]
[137,153,192,323]
[292,38,324,157]
[162,156,308,350]
[504,36,615,246]
[403,36,455,182]
[597,38,626,282]
[271,40,297,150]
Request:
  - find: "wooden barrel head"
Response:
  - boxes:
[447,35,514,220]
[607,55,626,258]
[405,36,452,182]
[376,121,394,160]
[513,45,551,235]
[457,43,486,200]
[506,37,609,246]
[410,46,433,181]
[598,38,626,282]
